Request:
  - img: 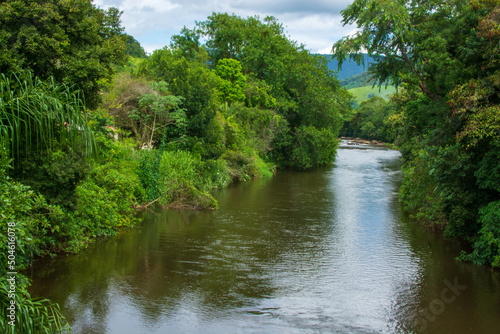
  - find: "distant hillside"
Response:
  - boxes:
[340,72,374,89]
[320,54,373,80]
[348,85,396,106]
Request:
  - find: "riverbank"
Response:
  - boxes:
[340,137,397,149]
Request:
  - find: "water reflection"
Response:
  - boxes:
[28,146,500,333]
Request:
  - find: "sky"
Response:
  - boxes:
[94,0,356,55]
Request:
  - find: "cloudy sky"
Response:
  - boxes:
[94,0,356,54]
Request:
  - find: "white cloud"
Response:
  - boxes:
[94,0,356,54]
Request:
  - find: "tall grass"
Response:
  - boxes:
[0,73,95,161]
[0,275,70,333]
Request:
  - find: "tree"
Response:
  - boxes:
[124,33,147,58]
[214,58,246,107]
[197,13,350,168]
[0,0,126,108]
[332,0,500,266]
[128,81,186,149]
[171,26,204,62]
[138,47,221,145]
[332,0,492,102]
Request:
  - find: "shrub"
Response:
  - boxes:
[399,150,447,230]
[137,149,163,203]
[72,138,145,239]
[10,144,90,210]
[201,158,231,190]
[0,143,70,333]
[291,126,338,170]
[223,150,275,181]
[460,201,500,268]
[158,150,217,209]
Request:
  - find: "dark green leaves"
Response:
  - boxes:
[0,0,126,108]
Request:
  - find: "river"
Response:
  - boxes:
[28,142,500,333]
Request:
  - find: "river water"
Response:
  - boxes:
[29,143,500,333]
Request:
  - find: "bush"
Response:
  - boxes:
[399,150,447,230]
[72,138,145,239]
[460,201,500,268]
[201,158,231,190]
[223,150,274,181]
[158,150,217,209]
[137,149,163,203]
[291,126,338,170]
[0,141,66,264]
[11,144,90,210]
[0,143,70,333]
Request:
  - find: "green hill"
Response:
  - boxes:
[348,85,396,105]
[340,72,373,89]
[321,54,373,80]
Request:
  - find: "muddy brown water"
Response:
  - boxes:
[29,143,500,333]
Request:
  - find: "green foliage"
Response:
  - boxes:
[0,73,95,163]
[101,72,151,132]
[290,126,339,170]
[0,275,70,334]
[200,158,231,189]
[399,149,447,229]
[0,143,70,333]
[333,0,495,102]
[0,0,126,108]
[101,73,188,148]
[223,149,275,181]
[129,81,186,148]
[72,163,142,239]
[124,33,147,59]
[0,168,63,268]
[11,144,90,210]
[196,13,349,167]
[138,47,220,142]
[158,150,217,209]
[342,96,399,143]
[214,58,247,107]
[336,0,500,266]
[244,75,276,109]
[171,26,204,62]
[137,149,163,203]
[461,200,500,268]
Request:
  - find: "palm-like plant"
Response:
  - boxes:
[0,73,95,162]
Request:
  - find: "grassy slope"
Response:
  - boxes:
[348,85,396,105]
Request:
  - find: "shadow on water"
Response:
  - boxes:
[28,145,500,334]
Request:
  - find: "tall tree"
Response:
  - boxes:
[197,13,350,168]
[214,58,247,107]
[333,0,492,102]
[124,33,148,59]
[0,0,126,108]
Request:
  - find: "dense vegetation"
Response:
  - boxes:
[334,0,500,268]
[340,95,400,143]
[2,0,498,331]
[0,2,350,332]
